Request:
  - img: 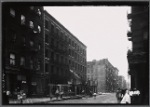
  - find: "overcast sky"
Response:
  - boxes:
[44,6,131,80]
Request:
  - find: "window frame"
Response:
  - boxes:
[29,21,34,29]
[10,8,15,17]
[30,40,34,47]
[38,25,41,33]
[21,14,25,25]
[45,20,49,29]
[10,53,15,65]
[20,56,25,66]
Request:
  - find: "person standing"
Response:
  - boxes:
[120,89,131,104]
[130,88,140,104]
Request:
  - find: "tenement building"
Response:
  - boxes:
[2,5,45,97]
[44,11,87,95]
[87,59,119,93]
[127,5,149,104]
[117,75,127,90]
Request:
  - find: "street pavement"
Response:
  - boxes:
[48,93,118,104]
[9,93,118,104]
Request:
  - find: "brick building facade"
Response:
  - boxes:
[43,10,87,95]
[2,4,87,98]
[87,59,119,93]
[2,5,45,97]
[127,5,149,104]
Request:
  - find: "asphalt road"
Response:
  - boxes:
[49,93,118,104]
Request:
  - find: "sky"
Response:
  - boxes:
[44,6,131,80]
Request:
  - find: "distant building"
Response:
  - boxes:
[127,5,149,104]
[87,59,119,93]
[117,75,127,89]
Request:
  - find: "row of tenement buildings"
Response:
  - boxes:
[127,6,149,104]
[2,5,86,97]
[86,59,126,94]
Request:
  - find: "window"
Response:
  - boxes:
[29,21,34,28]
[69,38,71,44]
[37,9,41,16]
[21,15,25,25]
[51,24,54,34]
[20,56,25,66]
[45,34,48,43]
[30,60,33,69]
[51,52,54,62]
[54,54,57,61]
[10,53,15,65]
[11,31,16,42]
[30,6,34,10]
[72,41,74,47]
[75,43,77,48]
[58,55,61,63]
[51,38,54,46]
[143,31,148,40]
[30,41,34,47]
[64,35,67,41]
[38,44,41,50]
[45,49,48,57]
[51,65,54,74]
[10,8,15,17]
[57,30,60,38]
[61,32,64,40]
[56,54,59,62]
[37,60,40,70]
[23,37,26,46]
[45,63,49,72]
[54,40,57,47]
[54,27,57,34]
[66,35,68,42]
[69,49,71,55]
[45,20,48,29]
[38,25,41,33]
[61,56,64,63]
[55,28,58,36]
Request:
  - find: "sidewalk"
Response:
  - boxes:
[9,95,83,104]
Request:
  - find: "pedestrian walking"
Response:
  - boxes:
[49,92,53,101]
[17,90,26,104]
[2,91,9,105]
[82,90,85,96]
[93,92,97,99]
[55,89,59,100]
[116,88,122,103]
[60,91,64,99]
[120,89,131,104]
